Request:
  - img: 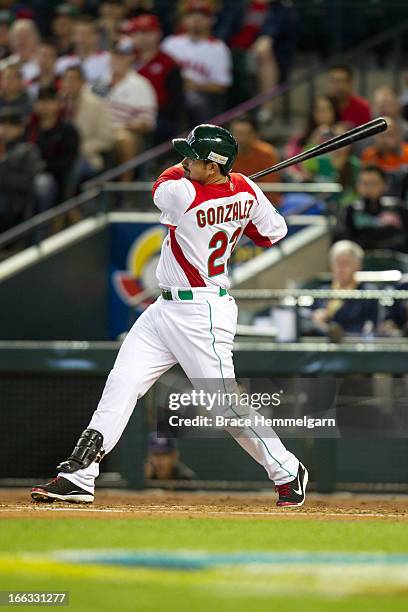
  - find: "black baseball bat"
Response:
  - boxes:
[249,117,388,181]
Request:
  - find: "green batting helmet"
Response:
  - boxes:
[172,124,238,173]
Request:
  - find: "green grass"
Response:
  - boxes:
[2,518,408,553]
[1,518,408,612]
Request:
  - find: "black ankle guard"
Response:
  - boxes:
[57,429,105,473]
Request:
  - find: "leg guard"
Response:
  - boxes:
[57,429,105,474]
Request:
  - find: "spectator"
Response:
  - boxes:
[161,0,232,125]
[60,65,115,187]
[334,165,408,253]
[360,118,408,200]
[327,65,371,128]
[286,95,340,180]
[145,433,196,481]
[27,86,79,204]
[56,16,111,90]
[230,114,281,204]
[5,19,40,83]
[51,4,78,57]
[124,14,183,141]
[373,86,408,140]
[27,42,60,100]
[105,45,157,179]
[0,10,12,61]
[215,0,297,121]
[304,122,361,206]
[301,240,378,340]
[0,107,43,234]
[0,64,32,120]
[98,0,126,51]
[379,279,408,338]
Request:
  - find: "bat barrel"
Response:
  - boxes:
[249,117,388,181]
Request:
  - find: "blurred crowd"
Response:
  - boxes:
[1,1,408,339]
[0,0,298,232]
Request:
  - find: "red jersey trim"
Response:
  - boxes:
[152,166,184,197]
[185,173,258,213]
[169,228,206,287]
[243,221,273,247]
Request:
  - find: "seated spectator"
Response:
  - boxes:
[124,13,183,141]
[3,18,40,83]
[229,114,281,204]
[301,240,378,340]
[0,64,32,120]
[0,10,12,61]
[373,86,408,141]
[0,108,43,234]
[161,0,232,125]
[56,16,111,90]
[60,65,115,187]
[334,165,408,253]
[27,42,60,100]
[52,4,78,57]
[215,0,297,122]
[304,122,360,207]
[145,433,196,481]
[379,279,408,338]
[327,65,371,128]
[98,0,126,51]
[105,45,157,180]
[27,86,80,204]
[286,95,340,180]
[361,119,408,200]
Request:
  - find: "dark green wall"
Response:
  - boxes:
[0,228,109,341]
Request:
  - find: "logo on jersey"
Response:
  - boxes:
[113,226,166,306]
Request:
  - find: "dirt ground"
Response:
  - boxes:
[0,489,407,521]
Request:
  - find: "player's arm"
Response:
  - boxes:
[152,165,196,226]
[242,175,287,247]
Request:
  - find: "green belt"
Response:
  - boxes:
[161,288,228,301]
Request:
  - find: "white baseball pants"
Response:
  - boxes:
[60,288,299,493]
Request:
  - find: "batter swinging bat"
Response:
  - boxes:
[249,117,388,181]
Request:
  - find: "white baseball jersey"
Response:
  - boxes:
[107,71,157,129]
[153,166,287,289]
[56,52,111,88]
[161,34,232,86]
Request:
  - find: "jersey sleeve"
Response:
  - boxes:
[241,175,287,246]
[152,166,196,227]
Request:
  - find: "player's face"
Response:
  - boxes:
[182,158,217,183]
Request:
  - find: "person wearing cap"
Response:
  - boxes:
[32,123,308,510]
[0,107,43,235]
[124,14,183,141]
[56,16,111,90]
[27,86,79,204]
[52,4,78,57]
[105,44,157,180]
[145,432,196,481]
[0,64,32,120]
[161,0,232,125]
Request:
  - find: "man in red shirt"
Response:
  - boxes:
[327,65,371,128]
[122,14,183,142]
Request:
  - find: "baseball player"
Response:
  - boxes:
[31,124,308,508]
